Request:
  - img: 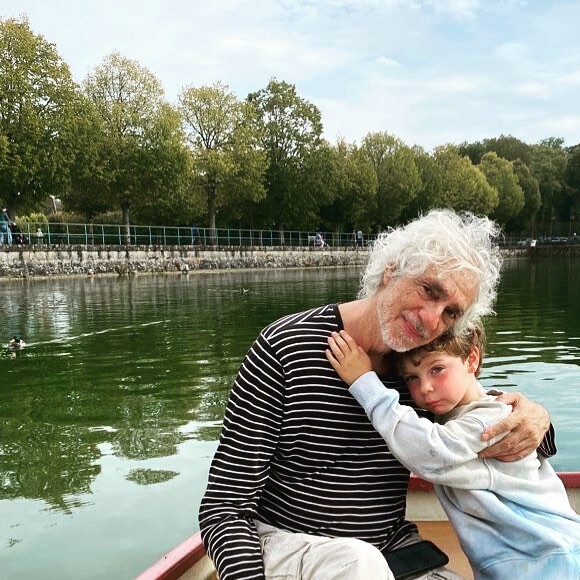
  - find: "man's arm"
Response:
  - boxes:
[479,392,556,461]
[199,333,285,580]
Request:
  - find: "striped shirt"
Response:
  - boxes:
[198,304,419,579]
[198,304,556,580]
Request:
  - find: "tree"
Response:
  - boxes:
[0,17,84,216]
[482,135,532,165]
[402,146,444,221]
[434,146,498,215]
[479,152,525,226]
[359,132,421,227]
[320,140,377,232]
[508,159,541,234]
[178,82,266,235]
[247,79,331,231]
[529,139,567,233]
[564,145,580,234]
[83,52,191,242]
[457,140,486,165]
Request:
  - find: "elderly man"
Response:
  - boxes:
[199,210,553,580]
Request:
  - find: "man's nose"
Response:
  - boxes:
[422,304,447,335]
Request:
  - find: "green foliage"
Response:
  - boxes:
[82,53,192,240]
[482,135,532,165]
[247,79,329,229]
[360,132,421,227]
[529,139,567,228]
[178,82,267,231]
[479,152,525,226]
[1,18,578,236]
[509,159,541,233]
[401,146,444,220]
[434,146,498,215]
[319,140,377,231]
[0,16,84,214]
[46,211,85,224]
[16,212,48,224]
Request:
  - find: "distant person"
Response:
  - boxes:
[36,228,44,245]
[327,323,580,579]
[315,232,325,247]
[0,208,12,246]
[199,209,554,580]
[356,229,363,247]
[191,225,200,246]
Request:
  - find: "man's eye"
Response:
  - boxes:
[423,285,433,296]
[445,309,458,320]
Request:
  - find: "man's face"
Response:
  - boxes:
[376,267,476,352]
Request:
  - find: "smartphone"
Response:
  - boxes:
[385,540,450,580]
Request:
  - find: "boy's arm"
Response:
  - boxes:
[349,372,506,488]
[327,331,500,488]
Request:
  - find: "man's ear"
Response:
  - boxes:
[382,266,396,285]
[467,346,480,373]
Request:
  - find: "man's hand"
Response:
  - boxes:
[479,392,550,461]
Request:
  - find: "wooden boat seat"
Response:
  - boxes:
[415,520,473,579]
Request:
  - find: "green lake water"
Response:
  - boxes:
[0,259,579,579]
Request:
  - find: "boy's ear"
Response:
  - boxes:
[467,347,480,373]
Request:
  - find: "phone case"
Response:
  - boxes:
[385,540,450,580]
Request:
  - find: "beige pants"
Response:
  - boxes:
[255,521,465,580]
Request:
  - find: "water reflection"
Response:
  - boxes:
[0,270,358,512]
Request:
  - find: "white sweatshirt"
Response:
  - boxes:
[350,372,580,579]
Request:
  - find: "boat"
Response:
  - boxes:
[136,472,580,580]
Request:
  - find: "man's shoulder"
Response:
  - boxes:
[262,304,340,339]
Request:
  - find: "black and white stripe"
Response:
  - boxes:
[199,304,419,580]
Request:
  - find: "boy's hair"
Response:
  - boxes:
[393,322,486,377]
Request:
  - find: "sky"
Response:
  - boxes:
[2,0,580,151]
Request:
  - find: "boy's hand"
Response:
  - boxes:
[326,330,372,385]
[479,392,550,461]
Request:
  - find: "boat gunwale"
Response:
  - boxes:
[136,531,205,580]
[409,471,580,491]
[137,472,580,579]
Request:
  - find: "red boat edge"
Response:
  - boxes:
[136,472,580,580]
[136,531,206,580]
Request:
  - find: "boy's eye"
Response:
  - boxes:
[403,375,418,383]
[432,366,445,374]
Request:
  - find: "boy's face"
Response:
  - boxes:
[398,348,480,415]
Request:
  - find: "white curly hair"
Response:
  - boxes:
[358,209,503,335]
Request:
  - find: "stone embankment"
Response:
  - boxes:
[0,244,577,279]
[0,245,370,279]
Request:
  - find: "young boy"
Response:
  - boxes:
[326,325,580,579]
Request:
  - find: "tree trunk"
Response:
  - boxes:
[122,205,131,246]
[208,185,217,244]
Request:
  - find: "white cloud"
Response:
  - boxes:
[2,0,580,147]
[511,82,552,99]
